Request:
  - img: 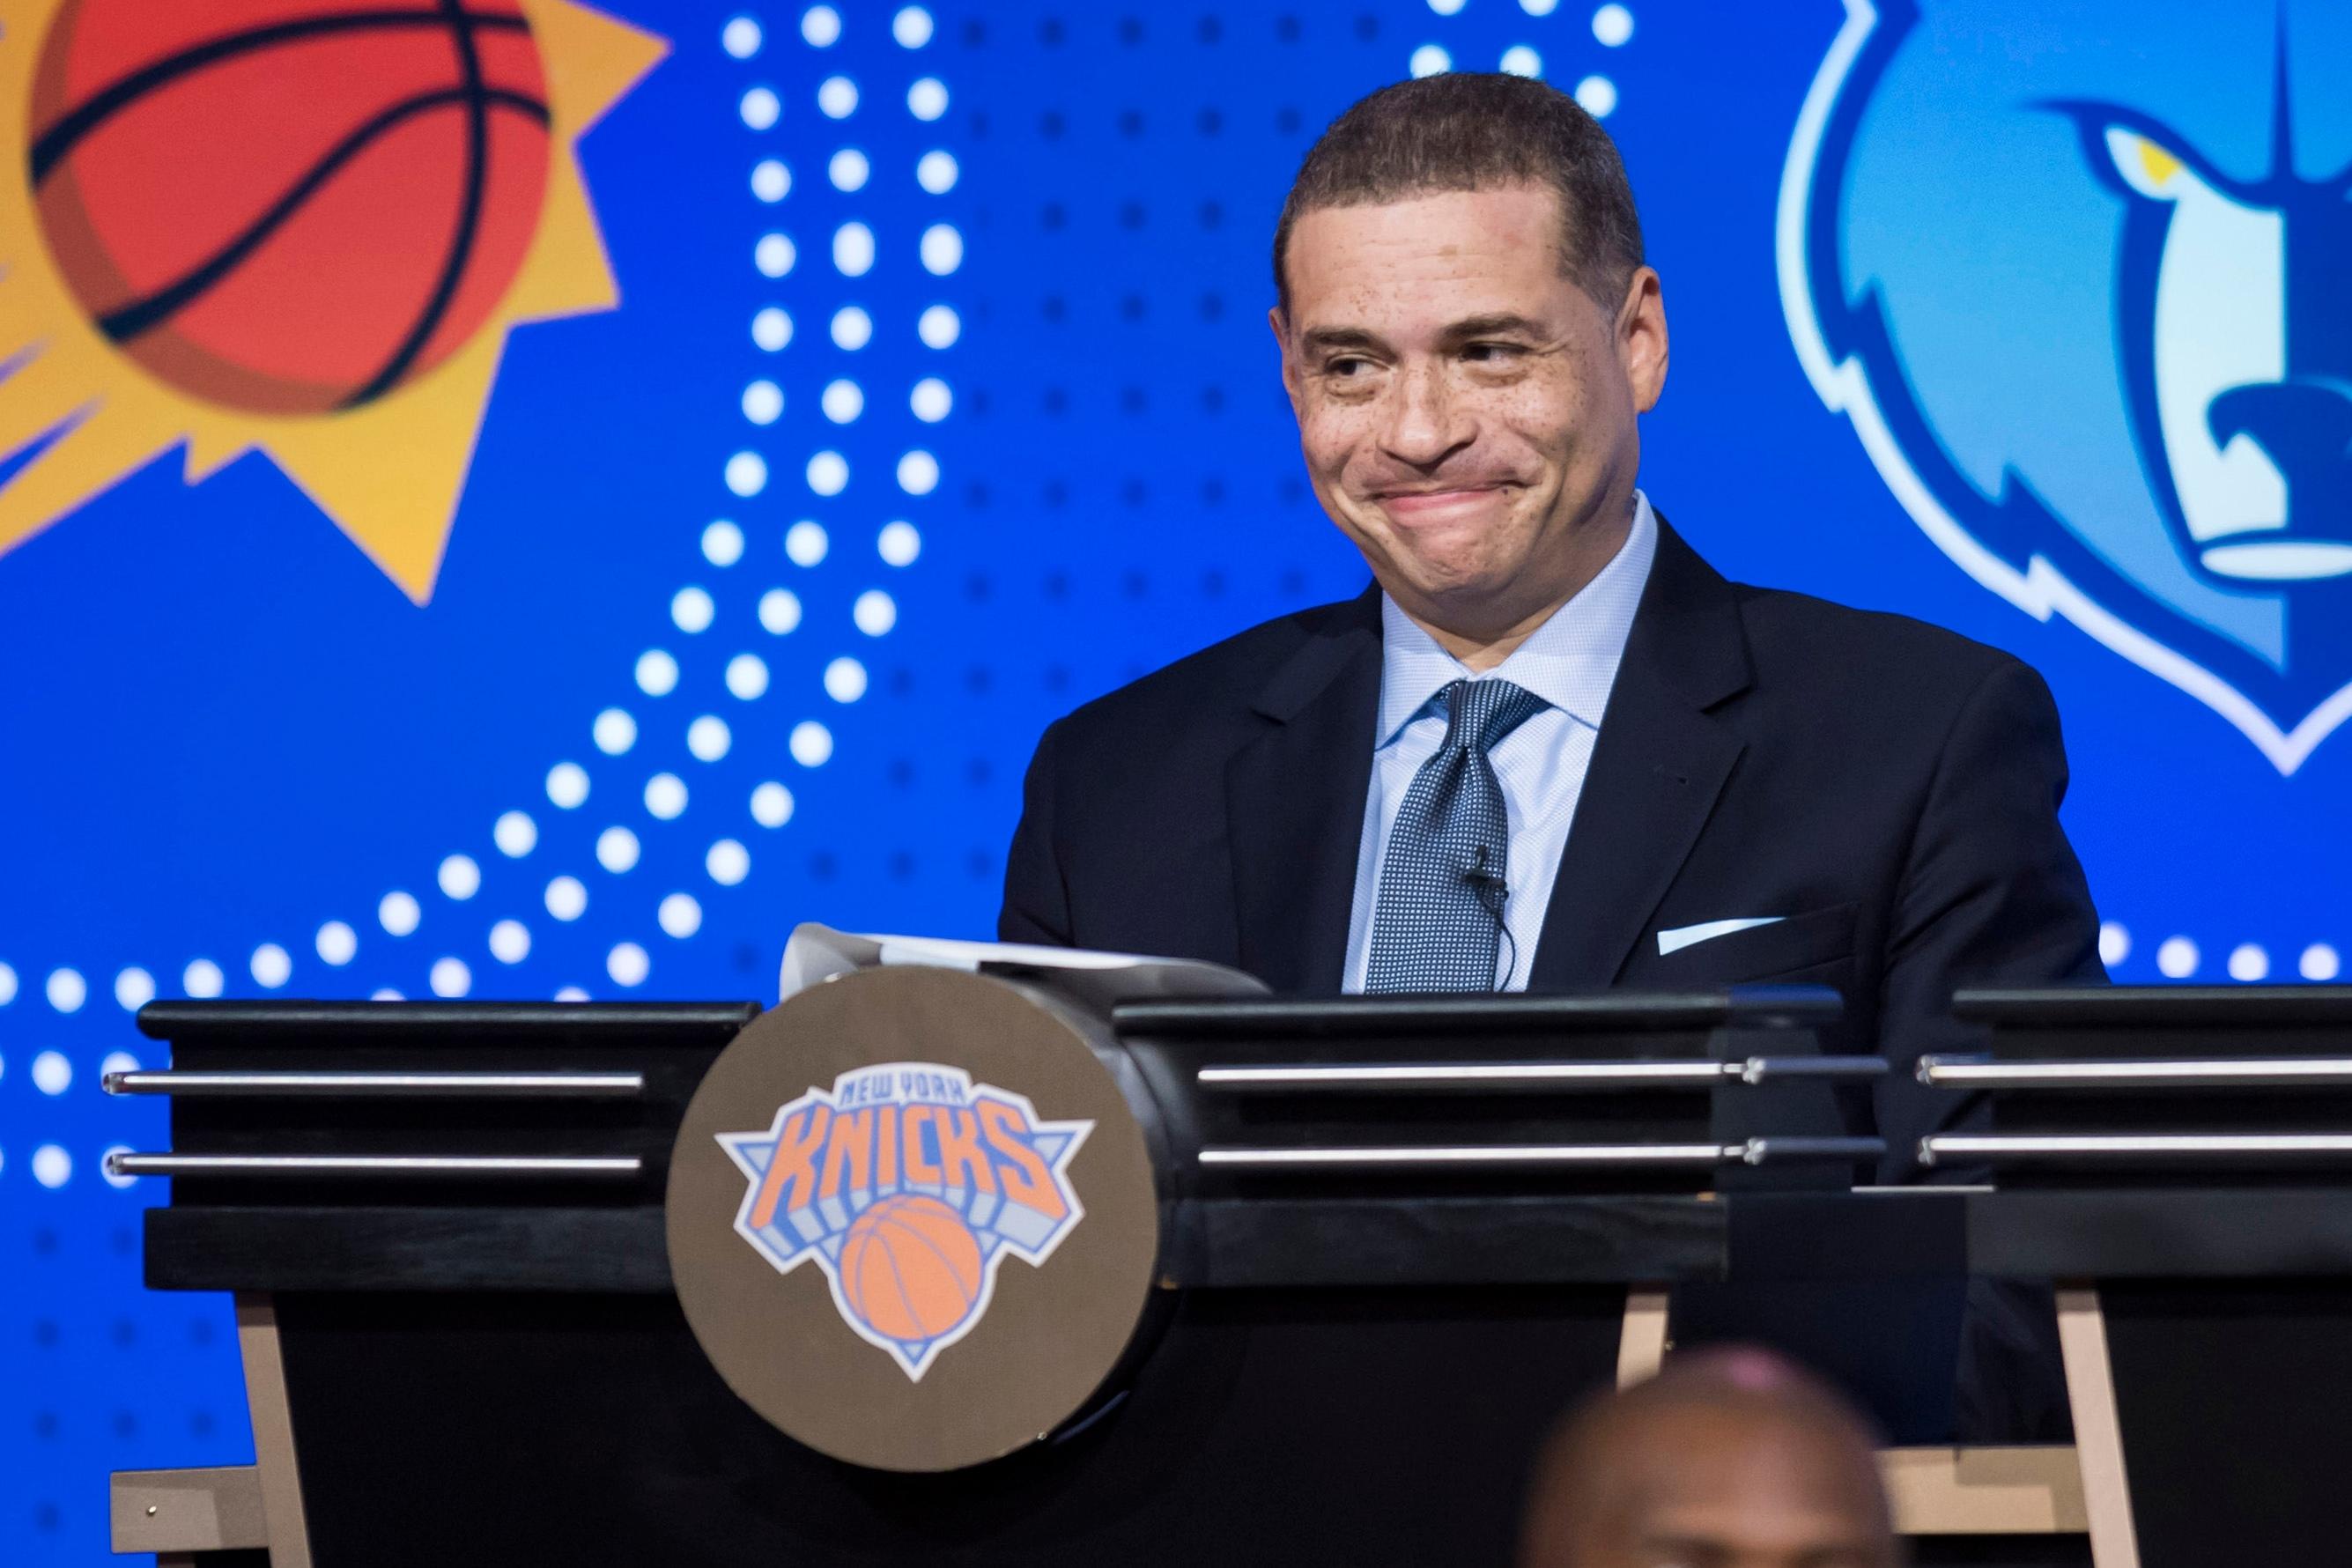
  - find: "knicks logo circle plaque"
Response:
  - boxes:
[667,967,1163,1473]
[28,0,553,414]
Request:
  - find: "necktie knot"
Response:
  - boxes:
[1439,677,1548,757]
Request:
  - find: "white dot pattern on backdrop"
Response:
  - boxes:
[115,966,155,1010]
[494,810,538,857]
[760,587,805,632]
[595,706,640,752]
[660,893,704,939]
[830,306,873,349]
[725,451,768,496]
[0,2,971,1194]
[726,654,771,699]
[751,782,795,827]
[822,379,865,422]
[379,891,421,936]
[646,773,689,820]
[438,854,481,900]
[786,521,829,566]
[317,921,359,965]
[833,222,875,276]
[708,840,751,884]
[47,968,85,1013]
[672,587,715,633]
[33,1052,70,1096]
[609,943,650,987]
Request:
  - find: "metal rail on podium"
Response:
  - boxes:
[97,980,2352,1568]
[1919,985,2352,1568]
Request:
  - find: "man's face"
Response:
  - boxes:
[1542,1406,1897,1568]
[1272,184,1666,632]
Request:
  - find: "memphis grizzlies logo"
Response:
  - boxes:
[717,1063,1091,1380]
[1781,0,2352,773]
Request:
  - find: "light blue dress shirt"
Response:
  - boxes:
[1342,492,1660,992]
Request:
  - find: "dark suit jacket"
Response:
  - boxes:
[1000,516,2105,1183]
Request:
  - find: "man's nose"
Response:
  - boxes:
[2208,380,2352,539]
[1379,364,1471,468]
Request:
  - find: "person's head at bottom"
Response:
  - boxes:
[1520,1347,1899,1568]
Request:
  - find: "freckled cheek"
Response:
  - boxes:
[1300,405,1377,484]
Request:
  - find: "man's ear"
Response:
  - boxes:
[1269,305,1301,408]
[1616,266,1668,414]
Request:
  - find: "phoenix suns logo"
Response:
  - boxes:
[717,1062,1093,1381]
[1,0,663,600]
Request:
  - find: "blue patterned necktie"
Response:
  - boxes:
[1365,677,1550,993]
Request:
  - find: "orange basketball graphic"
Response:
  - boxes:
[28,0,553,414]
[839,1194,987,1345]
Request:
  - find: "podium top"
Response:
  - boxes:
[136,999,761,1043]
[1113,985,1840,1038]
[1954,986,2352,1027]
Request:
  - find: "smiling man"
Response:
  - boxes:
[999,73,2098,1436]
[1002,68,2100,1138]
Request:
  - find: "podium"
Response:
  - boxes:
[100,978,2352,1567]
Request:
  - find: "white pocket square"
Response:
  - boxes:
[1657,917,1785,957]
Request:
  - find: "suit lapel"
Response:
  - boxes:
[1226,592,1382,995]
[1530,519,1752,991]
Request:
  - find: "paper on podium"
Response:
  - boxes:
[779,923,1269,1012]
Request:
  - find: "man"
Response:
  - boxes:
[1001,70,2100,1173]
[1520,1348,1900,1568]
[999,74,2098,1434]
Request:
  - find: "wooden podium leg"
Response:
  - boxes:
[236,1292,314,1568]
[1616,1287,1670,1387]
[2055,1284,2140,1568]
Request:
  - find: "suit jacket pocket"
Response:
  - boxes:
[1653,901,1860,984]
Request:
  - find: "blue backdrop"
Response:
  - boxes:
[5,1,2345,1559]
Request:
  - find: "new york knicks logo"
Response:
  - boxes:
[716,1062,1093,1381]
[1781,0,2352,773]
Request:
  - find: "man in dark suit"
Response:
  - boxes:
[999,73,2100,1436]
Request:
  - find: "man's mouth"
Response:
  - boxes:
[1372,484,1509,519]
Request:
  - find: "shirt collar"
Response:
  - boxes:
[1374,490,1660,747]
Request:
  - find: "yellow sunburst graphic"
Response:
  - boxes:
[0,0,665,602]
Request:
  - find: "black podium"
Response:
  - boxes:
[100,982,2352,1568]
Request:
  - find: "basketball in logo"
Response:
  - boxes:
[839,1194,987,1344]
[27,0,554,414]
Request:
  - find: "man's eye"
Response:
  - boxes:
[1327,358,1372,377]
[1464,342,1525,363]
